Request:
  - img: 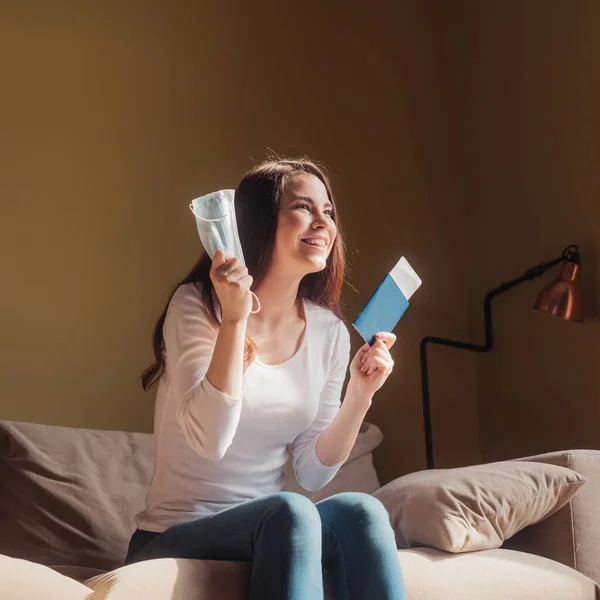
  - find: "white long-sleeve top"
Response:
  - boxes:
[135,283,351,533]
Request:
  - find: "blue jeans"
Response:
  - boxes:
[125,491,405,600]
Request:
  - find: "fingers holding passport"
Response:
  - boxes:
[359,332,395,375]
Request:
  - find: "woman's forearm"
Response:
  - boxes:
[205,319,247,398]
[315,384,372,467]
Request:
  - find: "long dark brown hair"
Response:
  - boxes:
[141,157,347,391]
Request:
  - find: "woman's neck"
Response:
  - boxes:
[251,273,303,327]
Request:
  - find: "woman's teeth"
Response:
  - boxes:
[302,239,326,248]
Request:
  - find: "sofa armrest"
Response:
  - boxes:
[0,555,91,600]
[504,450,600,585]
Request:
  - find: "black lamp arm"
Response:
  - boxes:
[419,244,579,469]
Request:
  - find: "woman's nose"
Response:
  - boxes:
[311,213,328,228]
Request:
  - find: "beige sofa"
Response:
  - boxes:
[0,419,598,599]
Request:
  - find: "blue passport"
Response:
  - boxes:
[353,257,422,345]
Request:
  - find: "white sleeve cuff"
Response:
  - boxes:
[201,376,243,406]
[177,377,243,460]
[294,435,344,492]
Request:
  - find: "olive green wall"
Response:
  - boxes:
[460,0,600,462]
[1,1,479,482]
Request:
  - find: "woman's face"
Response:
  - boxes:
[273,173,338,275]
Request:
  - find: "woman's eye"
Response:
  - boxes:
[294,203,333,218]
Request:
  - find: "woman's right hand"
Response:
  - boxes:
[210,250,254,324]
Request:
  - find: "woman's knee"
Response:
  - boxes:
[321,492,390,528]
[264,491,321,532]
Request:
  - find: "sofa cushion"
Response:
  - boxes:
[82,549,600,600]
[0,420,154,571]
[398,547,599,600]
[0,554,92,600]
[85,558,250,600]
[373,460,586,553]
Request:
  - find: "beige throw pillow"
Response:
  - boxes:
[0,420,154,571]
[373,460,586,553]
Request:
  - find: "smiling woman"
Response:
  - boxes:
[276,175,337,275]
[273,175,338,287]
[131,157,405,600]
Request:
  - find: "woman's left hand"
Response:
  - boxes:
[348,332,396,399]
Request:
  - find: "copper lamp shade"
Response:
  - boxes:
[534,257,584,323]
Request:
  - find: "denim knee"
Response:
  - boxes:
[263,491,321,533]
[323,492,390,529]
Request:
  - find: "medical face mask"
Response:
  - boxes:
[190,189,260,313]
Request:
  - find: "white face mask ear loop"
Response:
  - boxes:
[189,203,204,220]
[189,203,231,222]
[250,292,261,314]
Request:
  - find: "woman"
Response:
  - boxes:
[127,158,406,600]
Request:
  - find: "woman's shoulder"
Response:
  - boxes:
[304,300,351,367]
[169,282,204,309]
[167,283,215,322]
[304,298,349,338]
[171,281,203,302]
